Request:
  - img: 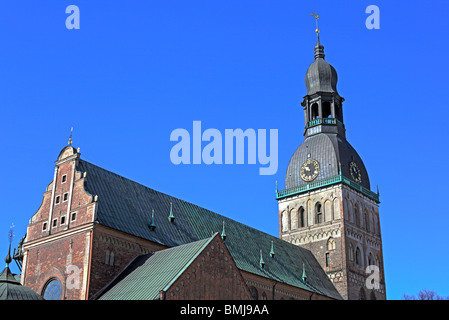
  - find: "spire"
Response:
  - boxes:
[4,243,11,268]
[311,12,320,41]
[68,127,73,145]
[149,209,156,231]
[6,224,14,267]
[221,221,226,241]
[259,250,265,269]
[311,13,325,60]
[168,202,175,223]
[270,240,275,258]
[302,263,307,282]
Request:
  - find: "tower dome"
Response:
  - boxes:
[304,40,339,96]
[281,32,375,198]
[285,134,371,190]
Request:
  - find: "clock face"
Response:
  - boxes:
[350,161,362,183]
[300,159,320,182]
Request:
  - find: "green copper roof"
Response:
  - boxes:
[77,159,342,300]
[97,236,215,300]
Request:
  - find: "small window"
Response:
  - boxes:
[71,212,76,221]
[63,193,68,202]
[62,175,67,183]
[349,244,354,261]
[55,196,60,204]
[327,237,336,251]
[52,219,57,228]
[105,250,115,266]
[42,222,47,231]
[61,216,66,225]
[355,247,362,266]
[325,252,330,267]
[315,203,323,224]
[298,207,305,228]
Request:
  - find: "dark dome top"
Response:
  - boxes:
[285,134,370,190]
[0,266,44,300]
[305,43,338,96]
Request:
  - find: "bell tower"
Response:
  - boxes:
[277,18,386,300]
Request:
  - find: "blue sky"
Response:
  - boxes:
[0,0,448,300]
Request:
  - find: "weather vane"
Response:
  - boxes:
[8,223,14,244]
[68,127,73,145]
[311,12,320,34]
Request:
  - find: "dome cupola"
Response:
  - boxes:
[305,39,339,96]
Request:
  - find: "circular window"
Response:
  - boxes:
[42,278,62,300]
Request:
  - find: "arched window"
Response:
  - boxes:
[354,206,360,227]
[368,253,374,266]
[105,249,115,266]
[327,237,336,251]
[364,210,370,231]
[355,247,362,267]
[311,103,319,119]
[110,251,115,266]
[42,278,62,300]
[298,207,305,228]
[315,203,322,224]
[281,211,289,232]
[322,101,332,118]
[261,292,267,300]
[249,286,258,300]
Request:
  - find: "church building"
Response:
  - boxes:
[12,28,385,301]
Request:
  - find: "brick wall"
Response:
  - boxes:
[88,225,167,298]
[162,234,252,300]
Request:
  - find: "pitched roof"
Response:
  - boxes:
[77,159,342,300]
[97,235,216,300]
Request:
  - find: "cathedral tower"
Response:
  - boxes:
[277,29,386,300]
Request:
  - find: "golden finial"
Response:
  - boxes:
[68,127,73,145]
[311,12,320,34]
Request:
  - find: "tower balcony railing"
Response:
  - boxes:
[276,174,379,203]
[306,118,344,129]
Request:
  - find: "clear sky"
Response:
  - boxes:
[0,0,448,300]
